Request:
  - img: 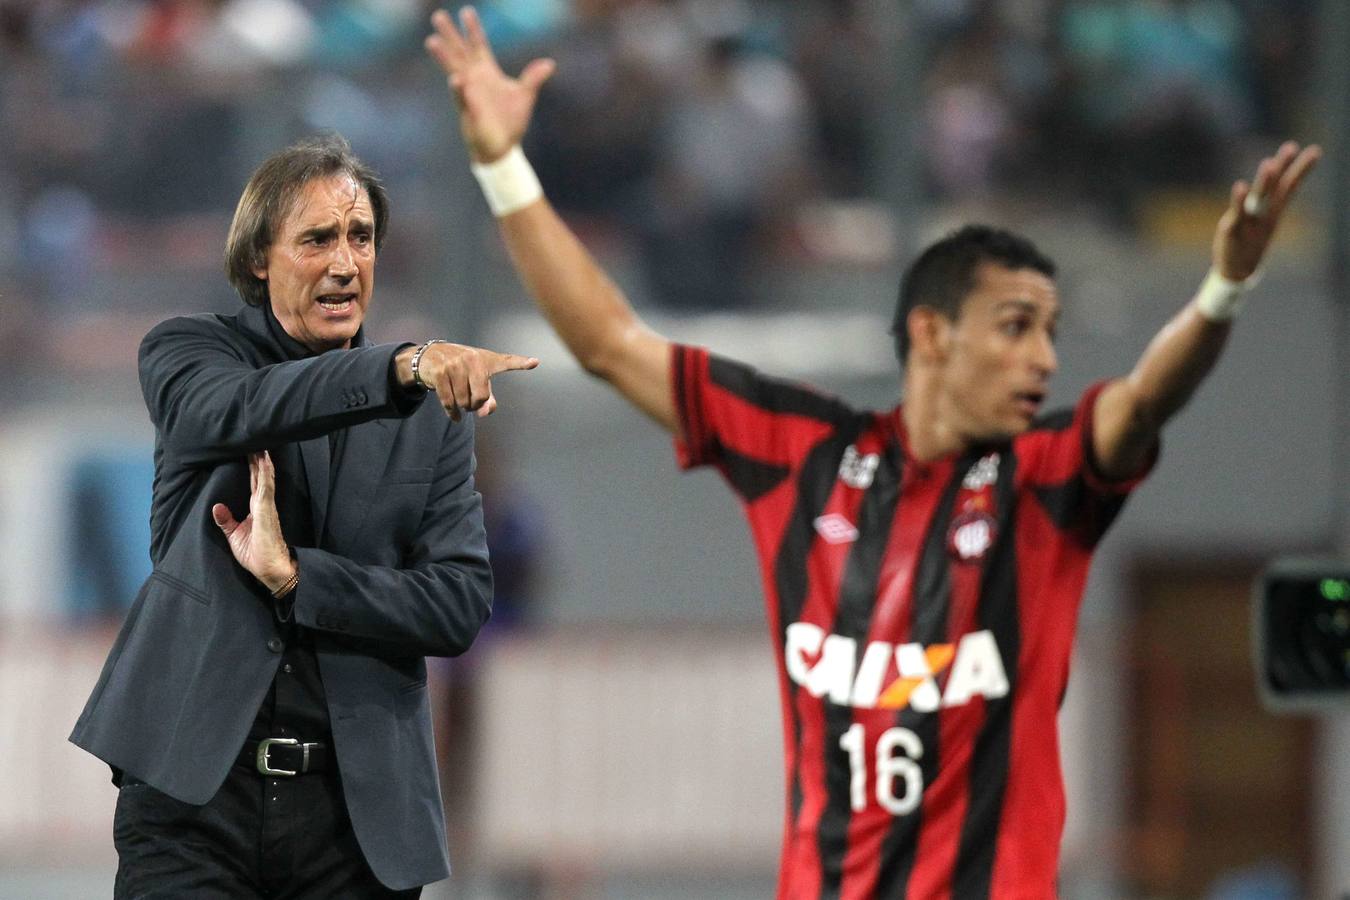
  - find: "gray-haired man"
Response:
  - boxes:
[72,134,536,897]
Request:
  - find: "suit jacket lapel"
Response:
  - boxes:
[324,418,397,549]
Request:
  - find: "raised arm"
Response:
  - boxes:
[424,6,677,433]
[1091,141,1321,479]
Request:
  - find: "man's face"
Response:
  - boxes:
[935,261,1060,442]
[254,174,376,354]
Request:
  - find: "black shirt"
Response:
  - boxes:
[245,306,342,752]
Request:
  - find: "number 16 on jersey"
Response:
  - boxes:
[839,724,924,815]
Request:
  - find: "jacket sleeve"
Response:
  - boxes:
[140,316,423,466]
[286,415,493,658]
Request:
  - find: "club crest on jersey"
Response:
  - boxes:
[947,452,1001,562]
[814,514,859,544]
[948,510,997,561]
[837,445,880,489]
[785,623,1009,711]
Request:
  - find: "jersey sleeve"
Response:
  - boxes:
[1016,380,1159,546]
[670,344,853,500]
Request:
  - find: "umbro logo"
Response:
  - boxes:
[814,514,859,544]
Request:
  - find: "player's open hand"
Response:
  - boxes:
[1214,140,1321,281]
[409,341,540,421]
[212,451,295,594]
[424,6,556,164]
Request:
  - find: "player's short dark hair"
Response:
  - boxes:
[225,133,389,307]
[891,224,1056,364]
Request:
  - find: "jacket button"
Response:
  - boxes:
[267,638,283,653]
[356,390,368,404]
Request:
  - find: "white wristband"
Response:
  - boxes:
[470,145,543,217]
[1194,267,1252,322]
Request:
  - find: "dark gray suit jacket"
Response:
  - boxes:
[70,302,492,890]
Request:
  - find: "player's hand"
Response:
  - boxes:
[1213,140,1320,281]
[424,6,556,164]
[399,342,540,421]
[212,451,295,594]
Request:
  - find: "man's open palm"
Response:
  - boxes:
[212,451,292,590]
[424,6,555,164]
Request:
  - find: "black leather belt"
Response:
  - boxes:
[238,738,329,776]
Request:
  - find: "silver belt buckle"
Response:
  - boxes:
[256,737,300,776]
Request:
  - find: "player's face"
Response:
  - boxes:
[255,174,376,354]
[937,261,1059,442]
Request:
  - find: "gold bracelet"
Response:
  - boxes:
[271,566,299,600]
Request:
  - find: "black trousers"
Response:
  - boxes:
[112,762,421,899]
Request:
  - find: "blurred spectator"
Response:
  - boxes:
[640,24,815,309]
[472,435,547,635]
[1237,0,1316,136]
[522,0,665,217]
[524,0,817,309]
[921,7,1019,198]
[1055,0,1255,221]
[793,0,886,199]
[0,0,1319,339]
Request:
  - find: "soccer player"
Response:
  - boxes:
[425,8,1319,897]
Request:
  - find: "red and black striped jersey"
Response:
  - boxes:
[671,345,1153,900]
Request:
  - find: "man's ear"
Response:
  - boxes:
[907,306,952,363]
[251,251,269,281]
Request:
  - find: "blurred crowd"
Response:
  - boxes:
[0,0,1319,372]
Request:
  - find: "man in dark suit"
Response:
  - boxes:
[70,134,537,897]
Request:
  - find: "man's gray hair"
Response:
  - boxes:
[225,134,389,307]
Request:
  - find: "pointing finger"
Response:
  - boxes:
[490,353,541,373]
